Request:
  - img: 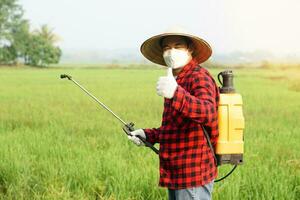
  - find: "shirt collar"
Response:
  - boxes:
[176,59,199,80]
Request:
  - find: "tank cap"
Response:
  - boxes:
[218,70,235,93]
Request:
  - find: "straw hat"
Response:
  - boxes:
[140,26,212,66]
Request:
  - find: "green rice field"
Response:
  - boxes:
[0,65,299,199]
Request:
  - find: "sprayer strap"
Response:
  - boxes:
[201,125,218,167]
[201,125,238,183]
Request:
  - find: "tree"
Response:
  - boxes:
[0,1,62,66]
[0,45,17,64]
[11,19,30,61]
[0,0,23,38]
[34,24,60,44]
[25,32,61,67]
[0,0,24,64]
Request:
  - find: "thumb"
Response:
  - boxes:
[167,67,173,77]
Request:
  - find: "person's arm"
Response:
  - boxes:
[171,74,217,124]
[143,128,161,145]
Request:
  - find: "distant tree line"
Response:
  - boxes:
[0,0,61,67]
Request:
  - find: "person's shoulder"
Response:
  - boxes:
[191,65,212,78]
[191,65,218,88]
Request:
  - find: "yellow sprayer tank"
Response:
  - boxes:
[216,70,244,165]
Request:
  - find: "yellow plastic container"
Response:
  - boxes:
[216,93,244,155]
[215,70,244,165]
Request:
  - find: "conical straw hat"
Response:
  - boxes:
[140,26,212,66]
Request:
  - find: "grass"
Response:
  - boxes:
[0,65,299,199]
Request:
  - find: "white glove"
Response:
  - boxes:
[128,129,146,146]
[156,68,178,99]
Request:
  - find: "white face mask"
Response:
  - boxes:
[163,48,191,69]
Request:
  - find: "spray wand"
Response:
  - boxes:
[60,74,159,154]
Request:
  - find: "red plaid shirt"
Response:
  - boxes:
[144,59,220,189]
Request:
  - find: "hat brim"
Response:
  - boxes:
[140,33,212,66]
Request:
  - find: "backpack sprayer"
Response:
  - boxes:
[216,70,244,165]
[202,70,245,182]
[60,70,244,182]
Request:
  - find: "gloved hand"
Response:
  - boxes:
[156,68,178,99]
[128,129,146,146]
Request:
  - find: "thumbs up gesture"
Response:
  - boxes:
[156,68,178,99]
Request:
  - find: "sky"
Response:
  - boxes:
[19,0,300,56]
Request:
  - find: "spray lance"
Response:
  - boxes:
[60,74,159,154]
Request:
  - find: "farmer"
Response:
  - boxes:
[128,27,220,200]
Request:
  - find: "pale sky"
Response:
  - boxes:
[20,0,300,56]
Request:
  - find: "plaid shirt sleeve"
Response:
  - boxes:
[171,74,217,125]
[143,127,161,145]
